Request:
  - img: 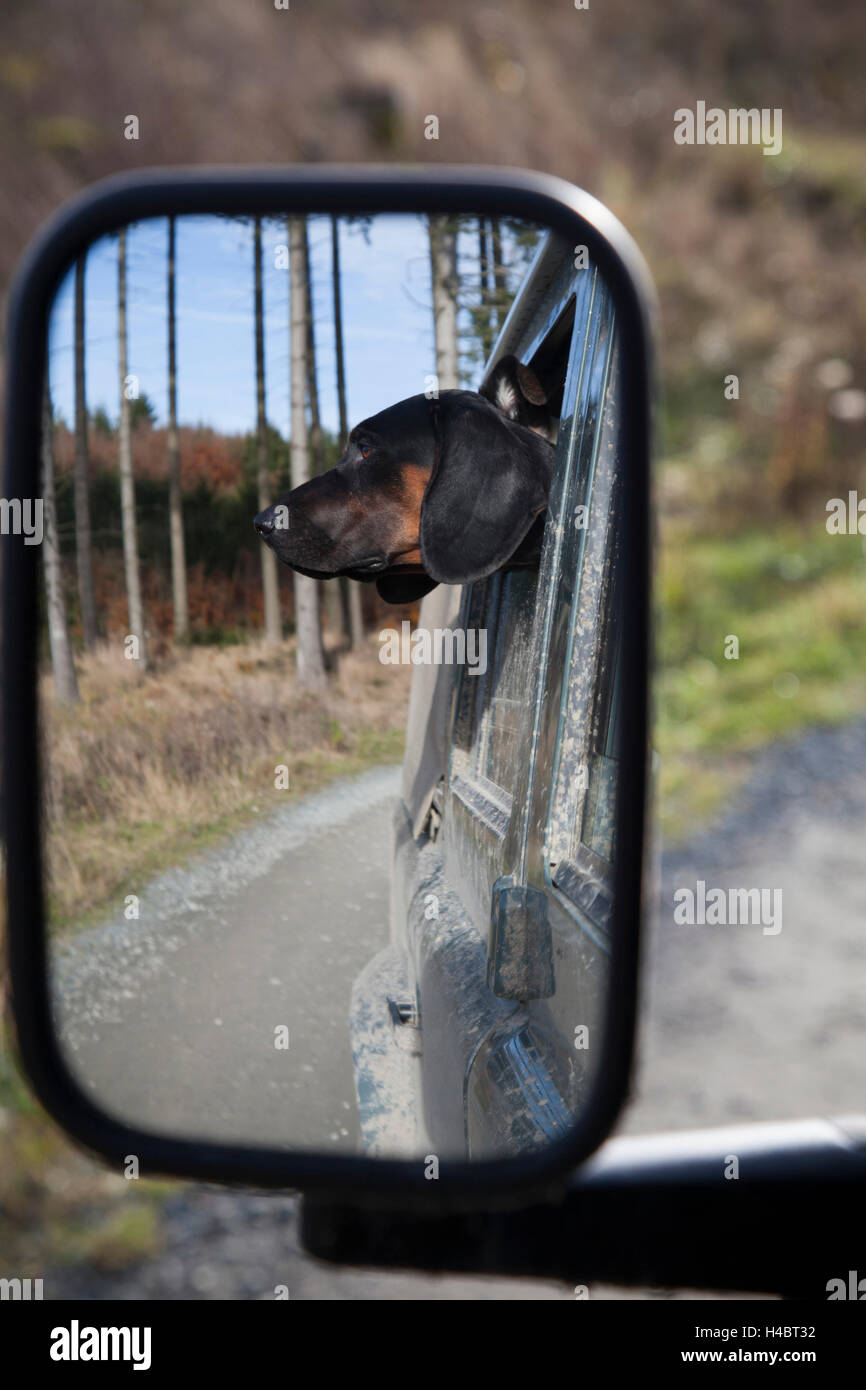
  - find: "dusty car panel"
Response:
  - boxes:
[351,232,623,1159]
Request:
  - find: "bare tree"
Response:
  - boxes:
[303,223,326,474]
[490,217,506,336]
[41,378,79,703]
[73,253,98,649]
[331,214,365,648]
[476,216,494,362]
[465,218,543,378]
[117,228,147,672]
[288,215,327,690]
[254,217,282,644]
[167,216,189,641]
[428,216,460,390]
[304,222,345,643]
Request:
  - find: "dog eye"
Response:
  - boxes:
[359,442,372,459]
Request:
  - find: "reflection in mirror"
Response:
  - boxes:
[40,209,625,1160]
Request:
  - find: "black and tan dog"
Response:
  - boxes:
[254,356,555,604]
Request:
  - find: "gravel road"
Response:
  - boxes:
[53,768,401,1151]
[48,719,866,1299]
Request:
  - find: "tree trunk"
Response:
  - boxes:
[303,222,326,476]
[254,217,282,644]
[428,215,460,390]
[117,228,147,672]
[41,378,79,703]
[167,216,189,641]
[304,223,345,645]
[331,215,365,648]
[490,217,506,334]
[288,215,327,690]
[477,216,494,361]
[73,254,98,649]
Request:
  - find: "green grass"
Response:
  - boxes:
[657,522,866,840]
[0,1025,176,1274]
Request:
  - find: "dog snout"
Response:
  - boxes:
[254,508,276,539]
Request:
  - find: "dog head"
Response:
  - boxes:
[254,355,555,603]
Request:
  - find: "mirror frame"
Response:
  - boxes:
[3,165,654,1203]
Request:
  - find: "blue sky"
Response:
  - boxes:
[47,213,525,440]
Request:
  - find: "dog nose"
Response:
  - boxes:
[254,512,275,538]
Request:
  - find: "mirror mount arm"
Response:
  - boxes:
[300,1116,866,1295]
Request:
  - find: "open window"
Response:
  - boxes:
[445,243,588,933]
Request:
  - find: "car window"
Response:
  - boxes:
[443,255,603,939]
[451,568,538,809]
[449,278,582,830]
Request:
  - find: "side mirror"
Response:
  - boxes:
[3,166,654,1203]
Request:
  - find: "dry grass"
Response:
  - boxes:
[40,635,411,928]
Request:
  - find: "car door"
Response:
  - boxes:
[463,301,624,1155]
[412,242,622,1155]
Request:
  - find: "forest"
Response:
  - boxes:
[41,212,539,695]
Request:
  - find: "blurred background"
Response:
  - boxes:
[1,0,865,1299]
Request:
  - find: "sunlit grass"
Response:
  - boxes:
[657,522,866,840]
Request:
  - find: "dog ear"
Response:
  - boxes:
[482,354,549,424]
[419,393,552,587]
[376,573,438,605]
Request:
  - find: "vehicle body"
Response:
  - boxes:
[351,230,625,1160]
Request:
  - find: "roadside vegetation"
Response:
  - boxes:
[658,520,866,840]
[0,1041,170,1280]
[42,637,410,929]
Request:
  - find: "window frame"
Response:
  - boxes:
[543,329,626,946]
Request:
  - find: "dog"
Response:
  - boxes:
[254,355,556,604]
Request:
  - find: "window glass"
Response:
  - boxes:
[451,579,490,763]
[451,569,538,805]
[477,570,538,791]
[450,259,594,830]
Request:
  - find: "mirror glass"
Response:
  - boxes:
[39,208,628,1160]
